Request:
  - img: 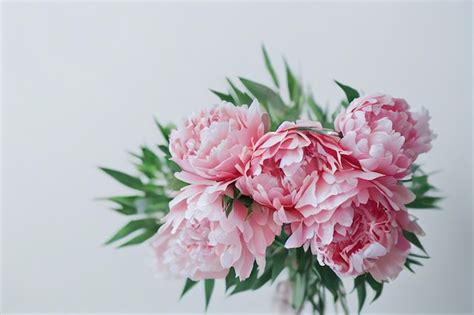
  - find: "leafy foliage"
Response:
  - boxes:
[180,278,198,299]
[100,123,183,247]
[353,274,385,313]
[335,80,360,105]
[404,165,442,209]
[204,279,215,310]
[224,242,290,296]
[211,45,346,131]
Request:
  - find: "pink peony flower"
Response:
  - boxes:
[313,200,421,282]
[152,184,280,280]
[283,175,418,250]
[169,101,269,182]
[237,120,365,211]
[334,94,435,178]
[237,121,398,226]
[151,220,229,281]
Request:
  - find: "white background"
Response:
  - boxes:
[1,2,472,314]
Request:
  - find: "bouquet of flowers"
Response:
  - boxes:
[100,47,439,314]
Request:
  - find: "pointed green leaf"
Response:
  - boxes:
[366,274,384,303]
[252,263,273,290]
[158,144,171,157]
[225,268,237,292]
[210,89,234,103]
[405,257,423,273]
[154,119,171,143]
[118,226,159,248]
[335,80,360,104]
[262,45,279,88]
[307,95,328,127]
[180,278,198,299]
[356,280,367,314]
[106,195,139,208]
[285,60,302,103]
[226,79,253,106]
[169,177,187,191]
[403,230,427,254]
[112,206,137,216]
[408,252,430,259]
[100,167,143,190]
[230,264,258,295]
[239,78,286,113]
[104,218,157,245]
[406,257,423,267]
[371,284,384,303]
[204,279,215,311]
[352,274,366,292]
[314,263,341,300]
[224,195,233,217]
[238,195,253,208]
[140,147,161,167]
[407,196,442,209]
[405,262,415,273]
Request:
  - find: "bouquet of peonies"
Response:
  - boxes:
[100,47,439,314]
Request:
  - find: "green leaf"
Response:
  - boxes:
[292,273,306,311]
[271,250,288,283]
[353,274,366,292]
[223,195,234,217]
[252,263,273,290]
[158,144,171,157]
[204,279,215,311]
[106,195,139,208]
[405,262,415,273]
[112,206,136,216]
[226,78,253,106]
[403,230,427,254]
[230,264,258,295]
[406,257,423,267]
[239,78,287,113]
[405,167,441,210]
[408,252,430,259]
[314,263,341,300]
[154,119,172,143]
[169,177,187,191]
[410,175,433,195]
[366,274,384,303]
[284,101,302,122]
[210,89,234,103]
[238,195,253,208]
[140,146,161,166]
[104,218,158,245]
[356,279,367,314]
[411,163,422,173]
[334,80,360,104]
[100,167,143,190]
[225,268,237,292]
[285,60,302,104]
[166,159,181,173]
[405,257,423,273]
[307,95,328,127]
[262,45,279,88]
[407,196,442,209]
[118,226,159,248]
[180,278,198,299]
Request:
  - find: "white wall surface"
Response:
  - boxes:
[1,2,472,314]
